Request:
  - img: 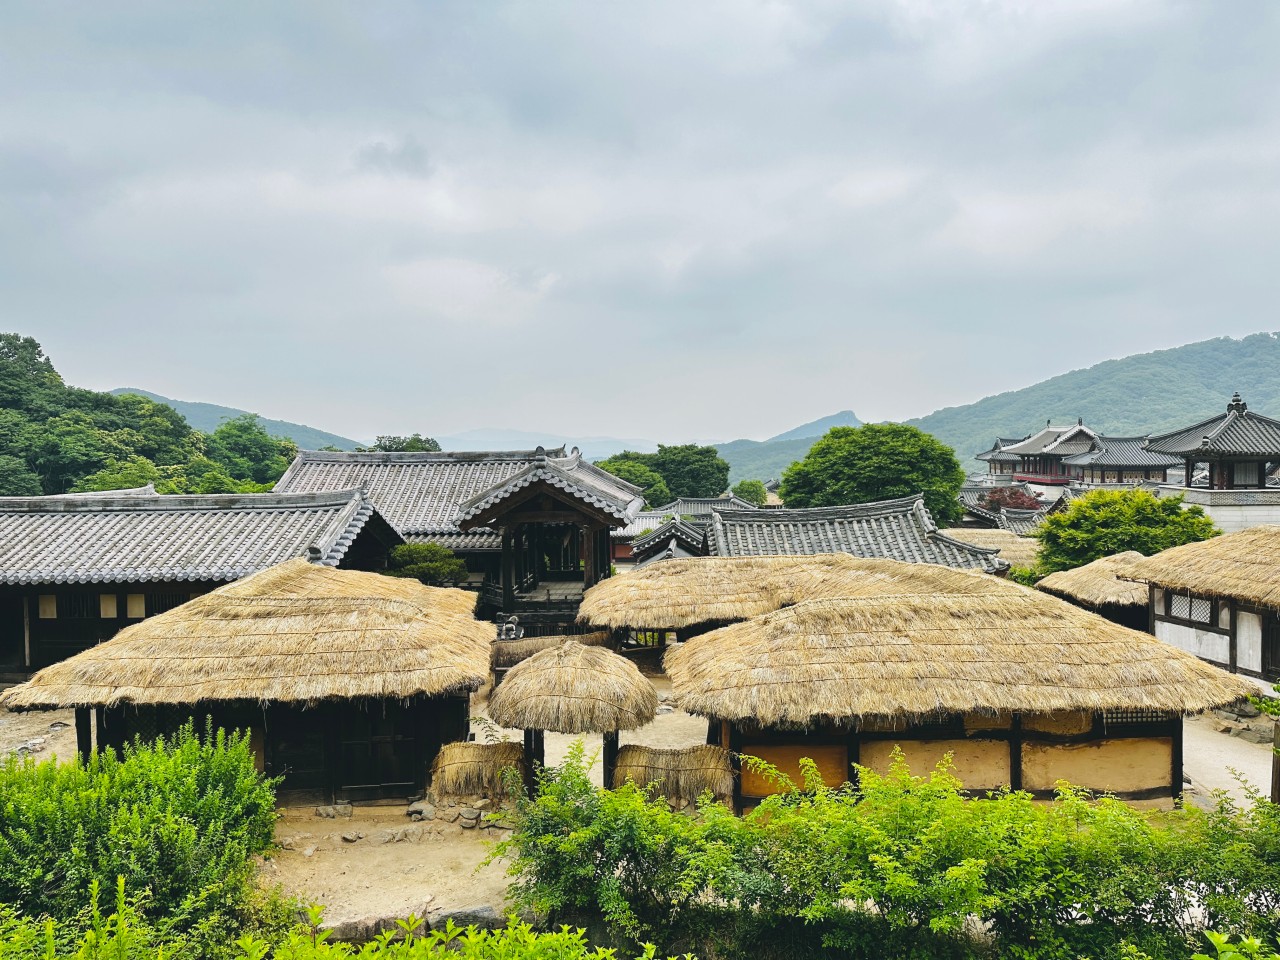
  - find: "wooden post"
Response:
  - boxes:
[602,730,619,790]
[501,527,515,613]
[1009,713,1024,791]
[94,707,107,755]
[75,707,93,758]
[22,595,30,669]
[582,525,597,590]
[1172,716,1185,802]
[523,728,545,772]
[1271,721,1279,805]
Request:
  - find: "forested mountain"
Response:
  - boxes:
[715,411,862,483]
[0,334,298,495]
[111,388,364,451]
[907,332,1280,470]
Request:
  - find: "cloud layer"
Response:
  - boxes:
[2,1,1277,442]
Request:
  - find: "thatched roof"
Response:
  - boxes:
[578,554,1018,630]
[941,528,1040,568]
[0,558,491,709]
[664,591,1251,727]
[1038,552,1149,608]
[431,741,525,799]
[487,640,658,733]
[1117,526,1280,608]
[612,744,734,805]
[491,631,609,670]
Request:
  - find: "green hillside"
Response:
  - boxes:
[111,388,364,451]
[715,436,822,485]
[906,332,1280,471]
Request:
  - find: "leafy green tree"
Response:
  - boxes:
[780,423,966,524]
[649,444,730,499]
[365,433,441,452]
[0,454,42,495]
[384,542,469,586]
[70,455,163,492]
[0,333,64,416]
[595,456,672,507]
[1033,489,1219,573]
[732,478,768,506]
[20,411,116,493]
[204,415,297,484]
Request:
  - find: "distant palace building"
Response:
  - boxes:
[977,421,1179,488]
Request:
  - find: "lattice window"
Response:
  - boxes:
[1103,708,1171,726]
[148,593,192,615]
[1168,592,1213,624]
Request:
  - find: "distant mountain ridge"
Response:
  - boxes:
[905,332,1280,471]
[111,389,365,451]
[715,410,862,483]
[435,428,658,462]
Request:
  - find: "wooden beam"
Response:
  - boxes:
[75,707,92,758]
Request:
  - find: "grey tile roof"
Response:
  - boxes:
[455,450,644,528]
[1145,394,1280,458]
[975,438,1027,463]
[630,517,706,559]
[0,490,398,585]
[1061,437,1181,469]
[996,508,1048,537]
[612,511,672,540]
[705,495,1008,573]
[275,448,567,536]
[651,496,756,517]
[1001,424,1097,457]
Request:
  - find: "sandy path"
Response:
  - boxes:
[0,702,77,761]
[1183,713,1275,806]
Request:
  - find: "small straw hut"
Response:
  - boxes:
[578,554,1017,638]
[666,590,1251,810]
[1118,526,1280,686]
[0,557,492,802]
[942,528,1040,569]
[611,744,734,807]
[487,640,658,781]
[1037,551,1150,629]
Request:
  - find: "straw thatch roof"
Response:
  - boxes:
[664,591,1251,727]
[1038,552,1149,608]
[491,631,609,670]
[431,741,525,799]
[487,640,658,733]
[1117,526,1280,608]
[612,744,734,805]
[578,554,1019,630]
[941,528,1040,569]
[0,558,491,709]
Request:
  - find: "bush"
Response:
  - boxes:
[0,722,281,953]
[496,747,1280,960]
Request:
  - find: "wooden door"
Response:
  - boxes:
[1263,615,1280,681]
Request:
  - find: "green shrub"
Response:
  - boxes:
[0,722,281,952]
[496,746,1280,960]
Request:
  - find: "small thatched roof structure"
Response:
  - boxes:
[491,631,609,670]
[578,554,1018,630]
[487,640,658,733]
[941,528,1040,569]
[612,744,734,805]
[431,741,526,799]
[1118,526,1280,608]
[0,557,492,709]
[1038,552,1149,608]
[664,591,1251,727]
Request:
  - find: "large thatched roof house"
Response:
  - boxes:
[0,489,401,676]
[664,589,1251,809]
[1120,526,1280,687]
[1,558,492,802]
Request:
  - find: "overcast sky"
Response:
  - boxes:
[2,1,1278,443]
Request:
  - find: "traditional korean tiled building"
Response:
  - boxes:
[0,489,401,676]
[702,495,1008,573]
[275,447,644,630]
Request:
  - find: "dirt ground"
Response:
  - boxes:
[0,696,77,761]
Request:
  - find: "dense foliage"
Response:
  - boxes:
[497,746,1280,960]
[1033,489,1219,573]
[730,479,767,506]
[597,446,729,501]
[595,457,672,507]
[0,909,688,960]
[383,542,469,585]
[0,724,281,955]
[980,486,1044,511]
[0,334,298,495]
[362,434,441,452]
[779,423,966,524]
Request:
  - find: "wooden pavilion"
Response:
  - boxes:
[1145,393,1280,490]
[0,559,492,803]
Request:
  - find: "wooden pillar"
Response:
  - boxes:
[523,728,545,770]
[582,525,597,590]
[602,730,619,789]
[22,595,30,669]
[1173,717,1185,802]
[75,707,93,758]
[1271,721,1279,805]
[93,707,107,755]
[501,527,515,613]
[1009,714,1024,791]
